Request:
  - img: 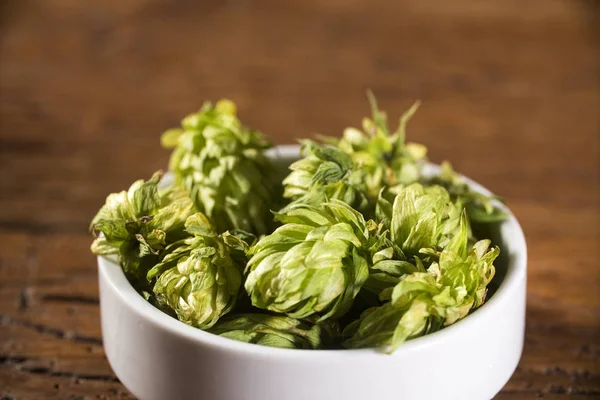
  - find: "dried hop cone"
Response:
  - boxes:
[245,199,381,321]
[209,313,337,350]
[90,171,195,286]
[319,92,427,199]
[363,183,466,296]
[282,140,370,213]
[377,183,465,257]
[344,212,499,353]
[147,213,251,329]
[161,99,277,235]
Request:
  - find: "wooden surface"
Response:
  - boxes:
[1,0,599,398]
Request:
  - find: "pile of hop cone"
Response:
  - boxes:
[90,94,506,353]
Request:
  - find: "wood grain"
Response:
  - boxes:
[1,0,599,398]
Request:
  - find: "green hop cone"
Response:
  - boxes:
[162,99,277,235]
[245,200,380,320]
[147,213,252,329]
[343,213,499,353]
[319,91,427,199]
[282,140,369,213]
[378,183,464,257]
[364,183,467,296]
[427,161,509,223]
[90,171,195,286]
[209,313,338,349]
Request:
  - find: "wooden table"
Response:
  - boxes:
[1,0,598,398]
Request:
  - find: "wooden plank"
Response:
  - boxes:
[1,0,598,398]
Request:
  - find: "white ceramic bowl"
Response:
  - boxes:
[98,145,527,400]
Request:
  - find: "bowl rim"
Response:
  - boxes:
[98,144,527,359]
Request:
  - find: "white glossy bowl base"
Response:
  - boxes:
[99,145,527,400]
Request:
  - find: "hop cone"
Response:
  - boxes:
[319,92,427,199]
[245,200,381,320]
[282,140,369,212]
[147,213,251,329]
[209,313,338,349]
[90,171,195,286]
[162,99,277,235]
[363,183,465,296]
[379,183,465,257]
[344,212,499,352]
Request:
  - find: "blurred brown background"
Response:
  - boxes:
[1,0,599,398]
